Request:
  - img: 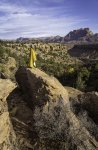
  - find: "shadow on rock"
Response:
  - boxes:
[6,87,38,150]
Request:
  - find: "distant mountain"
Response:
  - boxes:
[16,28,98,43]
[17,37,30,42]
[63,28,93,42]
[38,35,63,43]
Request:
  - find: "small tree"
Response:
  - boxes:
[76,67,90,91]
[76,72,86,90]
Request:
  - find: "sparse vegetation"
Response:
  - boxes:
[0,40,98,91]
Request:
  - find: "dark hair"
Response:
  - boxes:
[30,45,32,48]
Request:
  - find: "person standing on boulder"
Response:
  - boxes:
[28,45,37,68]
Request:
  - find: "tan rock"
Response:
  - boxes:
[65,86,83,98]
[15,67,98,150]
[0,79,19,150]
[15,67,69,108]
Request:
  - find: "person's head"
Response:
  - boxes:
[30,45,33,48]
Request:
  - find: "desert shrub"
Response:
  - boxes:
[18,55,28,66]
[38,48,43,51]
[11,45,16,48]
[70,96,98,141]
[43,62,64,76]
[33,96,69,142]
[10,52,19,61]
[50,45,53,51]
[0,64,5,73]
[58,71,77,87]
[76,72,86,91]
[94,64,98,71]
[0,46,6,58]
[76,67,90,91]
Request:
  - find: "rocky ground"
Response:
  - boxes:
[0,67,98,150]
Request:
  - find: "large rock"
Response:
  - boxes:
[0,79,19,150]
[6,87,38,150]
[0,79,36,150]
[15,66,69,108]
[15,67,98,150]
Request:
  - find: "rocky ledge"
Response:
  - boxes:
[0,67,98,150]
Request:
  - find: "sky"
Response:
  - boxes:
[0,0,98,39]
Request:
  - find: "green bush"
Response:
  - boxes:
[0,64,5,73]
[76,67,90,91]
[0,46,6,58]
[76,72,86,90]
[95,64,98,71]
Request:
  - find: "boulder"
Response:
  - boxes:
[0,79,19,150]
[15,67,98,150]
[15,66,69,108]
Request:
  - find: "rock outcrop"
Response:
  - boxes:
[0,79,19,150]
[0,79,36,150]
[15,67,69,108]
[0,67,98,150]
[15,67,98,150]
[63,28,93,42]
[68,44,98,59]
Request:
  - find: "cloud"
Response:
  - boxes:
[0,0,87,39]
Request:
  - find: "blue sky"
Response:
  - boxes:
[0,0,98,39]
